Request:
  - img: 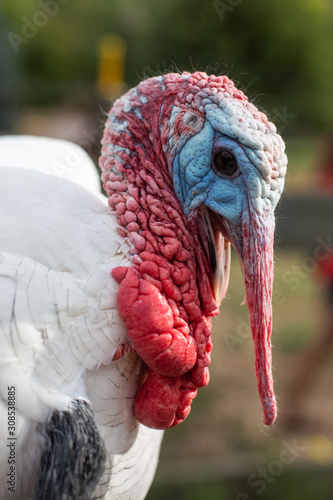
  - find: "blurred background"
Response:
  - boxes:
[1,0,333,498]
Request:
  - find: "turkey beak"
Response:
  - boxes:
[241,208,277,425]
[211,226,231,305]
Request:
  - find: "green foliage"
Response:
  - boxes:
[1,0,333,129]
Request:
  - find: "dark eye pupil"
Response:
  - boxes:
[214,150,238,176]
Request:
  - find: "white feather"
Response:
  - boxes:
[0,135,101,193]
[0,136,163,499]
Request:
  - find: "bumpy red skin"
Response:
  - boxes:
[100,72,250,429]
[112,266,197,378]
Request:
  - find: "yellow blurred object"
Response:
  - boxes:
[98,35,126,99]
[304,435,333,465]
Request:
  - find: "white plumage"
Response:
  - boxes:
[0,136,163,499]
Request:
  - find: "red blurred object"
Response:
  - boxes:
[317,132,333,280]
[318,255,333,281]
[318,131,333,192]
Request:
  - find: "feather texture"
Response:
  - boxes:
[0,136,163,499]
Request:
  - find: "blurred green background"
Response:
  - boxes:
[1,1,333,499]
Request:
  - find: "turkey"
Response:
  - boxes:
[0,72,287,499]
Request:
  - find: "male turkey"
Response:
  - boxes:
[0,72,287,499]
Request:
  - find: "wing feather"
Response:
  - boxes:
[0,137,163,499]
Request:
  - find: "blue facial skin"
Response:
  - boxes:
[173,120,261,227]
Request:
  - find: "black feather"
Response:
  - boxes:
[34,400,106,500]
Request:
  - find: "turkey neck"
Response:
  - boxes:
[100,86,218,325]
[99,88,219,428]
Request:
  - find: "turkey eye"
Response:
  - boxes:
[213,150,238,177]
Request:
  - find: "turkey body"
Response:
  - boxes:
[0,70,288,499]
[0,136,163,500]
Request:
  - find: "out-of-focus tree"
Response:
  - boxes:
[1,0,333,130]
[0,7,18,131]
[120,0,333,131]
